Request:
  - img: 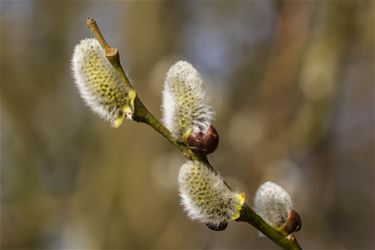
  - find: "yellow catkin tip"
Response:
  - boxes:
[230,192,246,221]
[112,116,125,128]
[238,192,245,204]
[128,89,136,101]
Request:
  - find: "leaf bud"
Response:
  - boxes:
[285,209,302,234]
[186,125,219,155]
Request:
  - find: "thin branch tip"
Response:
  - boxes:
[86,17,94,25]
[86,17,111,52]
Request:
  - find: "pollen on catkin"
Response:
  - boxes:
[162,61,214,140]
[178,160,245,227]
[253,181,293,230]
[72,38,136,127]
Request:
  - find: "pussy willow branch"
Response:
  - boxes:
[86,17,302,250]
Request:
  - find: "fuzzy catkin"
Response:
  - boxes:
[72,38,135,127]
[178,160,245,226]
[162,61,214,140]
[253,181,293,229]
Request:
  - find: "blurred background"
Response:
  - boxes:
[1,1,374,249]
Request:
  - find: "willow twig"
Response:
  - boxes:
[237,204,301,250]
[85,17,302,250]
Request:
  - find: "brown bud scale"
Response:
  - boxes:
[187,125,219,155]
[206,221,228,231]
[285,209,302,234]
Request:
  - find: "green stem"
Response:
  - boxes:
[132,96,206,162]
[85,17,303,250]
[132,97,186,153]
[237,204,302,250]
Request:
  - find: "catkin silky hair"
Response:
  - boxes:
[178,160,244,227]
[72,38,136,127]
[162,61,214,140]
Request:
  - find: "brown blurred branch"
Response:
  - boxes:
[85,17,302,250]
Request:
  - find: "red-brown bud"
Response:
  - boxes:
[187,125,219,155]
[285,209,302,234]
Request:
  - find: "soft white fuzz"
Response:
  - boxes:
[162,61,214,140]
[253,181,293,229]
[71,38,135,128]
[178,160,245,226]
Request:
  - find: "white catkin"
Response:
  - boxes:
[162,61,214,139]
[253,181,293,229]
[71,38,135,127]
[178,160,244,226]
